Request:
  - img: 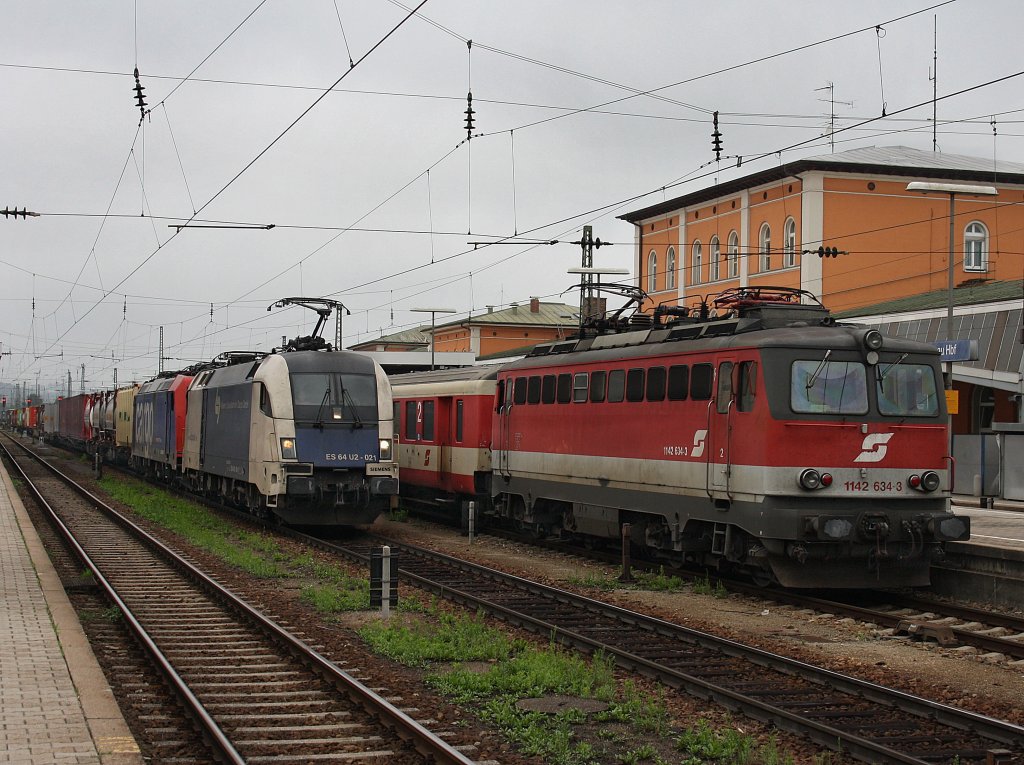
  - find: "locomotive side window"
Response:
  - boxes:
[608,370,626,402]
[737,361,757,412]
[513,377,528,405]
[667,365,689,400]
[456,399,464,442]
[259,383,273,416]
[541,375,557,404]
[646,366,666,401]
[690,364,713,400]
[626,369,645,402]
[527,376,541,404]
[791,360,868,414]
[404,401,417,439]
[877,363,939,417]
[573,373,589,402]
[590,371,607,402]
[422,400,435,440]
[716,361,734,413]
[556,373,573,403]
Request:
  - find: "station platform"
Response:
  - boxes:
[0,460,142,764]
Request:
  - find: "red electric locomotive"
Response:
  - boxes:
[394,287,970,588]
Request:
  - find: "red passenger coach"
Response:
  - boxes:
[391,366,498,515]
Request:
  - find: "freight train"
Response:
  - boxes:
[392,287,970,588]
[27,344,397,526]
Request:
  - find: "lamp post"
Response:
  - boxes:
[906,181,997,462]
[411,307,455,370]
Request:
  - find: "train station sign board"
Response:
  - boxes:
[932,339,978,363]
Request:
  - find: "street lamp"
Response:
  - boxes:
[906,181,997,463]
[411,307,456,370]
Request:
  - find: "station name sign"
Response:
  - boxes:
[932,339,978,362]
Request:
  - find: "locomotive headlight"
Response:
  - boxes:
[920,470,941,492]
[863,329,884,351]
[378,438,392,461]
[280,437,297,460]
[798,468,822,490]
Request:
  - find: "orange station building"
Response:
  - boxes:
[620,146,1024,433]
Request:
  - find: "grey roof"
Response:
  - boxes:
[434,302,579,329]
[351,327,428,347]
[837,279,1024,318]
[621,145,1024,223]
[801,145,1024,176]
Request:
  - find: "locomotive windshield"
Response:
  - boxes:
[791,359,868,415]
[291,372,377,425]
[876,363,940,417]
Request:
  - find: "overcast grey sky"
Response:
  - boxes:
[2,0,1022,396]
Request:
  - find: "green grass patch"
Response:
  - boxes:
[634,567,686,592]
[98,476,287,578]
[692,574,729,598]
[301,579,370,613]
[360,611,520,668]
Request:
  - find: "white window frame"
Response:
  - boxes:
[759,223,771,272]
[666,246,676,290]
[784,217,797,268]
[727,231,739,278]
[647,250,657,293]
[710,236,721,282]
[964,221,988,272]
[691,242,702,285]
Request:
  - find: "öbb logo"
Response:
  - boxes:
[854,433,894,463]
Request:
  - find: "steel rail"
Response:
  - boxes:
[3,437,478,765]
[336,535,1024,765]
[1,439,245,764]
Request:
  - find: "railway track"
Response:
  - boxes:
[316,534,1024,765]
[1,436,478,765]
[480,523,1024,663]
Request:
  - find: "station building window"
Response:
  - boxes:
[759,223,771,272]
[784,217,797,268]
[964,221,989,272]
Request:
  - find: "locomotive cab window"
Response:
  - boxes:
[291,372,377,425]
[877,363,939,417]
[791,359,868,415]
[737,361,757,412]
[259,383,273,417]
[716,362,734,413]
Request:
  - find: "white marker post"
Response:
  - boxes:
[381,545,391,618]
